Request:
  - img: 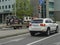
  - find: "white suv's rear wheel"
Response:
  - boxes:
[30,31,35,36]
[46,28,50,36]
[55,27,59,33]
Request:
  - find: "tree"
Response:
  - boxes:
[13,0,33,18]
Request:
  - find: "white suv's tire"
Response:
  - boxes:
[46,28,50,36]
[55,27,59,33]
[30,31,35,36]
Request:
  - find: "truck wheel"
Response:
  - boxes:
[27,26,29,28]
[13,27,17,29]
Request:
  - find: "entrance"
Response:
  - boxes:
[0,13,12,23]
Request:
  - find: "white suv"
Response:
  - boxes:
[29,18,59,36]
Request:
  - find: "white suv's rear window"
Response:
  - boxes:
[31,20,43,23]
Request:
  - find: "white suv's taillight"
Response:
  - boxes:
[40,24,46,26]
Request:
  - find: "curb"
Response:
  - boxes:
[0,31,29,39]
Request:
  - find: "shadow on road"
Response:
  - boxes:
[31,33,58,37]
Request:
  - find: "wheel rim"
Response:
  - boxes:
[56,27,58,32]
[47,30,50,35]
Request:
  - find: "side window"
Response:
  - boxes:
[45,20,49,23]
[49,20,52,23]
[50,19,54,23]
[45,20,52,23]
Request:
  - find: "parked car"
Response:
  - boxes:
[29,18,59,36]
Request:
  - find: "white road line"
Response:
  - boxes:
[0,33,29,45]
[3,33,29,39]
[0,38,25,45]
[27,33,60,45]
[10,38,25,41]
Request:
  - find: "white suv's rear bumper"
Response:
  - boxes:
[29,27,47,32]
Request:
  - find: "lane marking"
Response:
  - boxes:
[0,33,29,45]
[0,38,25,45]
[1,33,29,40]
[27,33,60,45]
[10,38,25,41]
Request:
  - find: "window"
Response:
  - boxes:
[5,0,7,1]
[45,20,52,23]
[5,5,7,9]
[0,6,1,9]
[31,20,43,23]
[48,20,52,23]
[2,0,4,2]
[49,2,54,8]
[12,4,14,8]
[49,11,54,17]
[8,5,11,8]
[2,6,4,9]
[0,0,1,2]
[45,20,49,23]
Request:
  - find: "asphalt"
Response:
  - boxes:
[1,31,60,45]
[0,21,60,45]
[32,33,60,45]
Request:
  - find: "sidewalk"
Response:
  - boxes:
[0,23,6,28]
[0,29,29,39]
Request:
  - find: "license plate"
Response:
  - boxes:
[33,25,38,26]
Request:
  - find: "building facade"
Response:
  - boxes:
[47,0,54,19]
[54,0,60,21]
[30,0,55,19]
[0,0,15,23]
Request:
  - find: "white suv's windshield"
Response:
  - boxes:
[31,20,43,23]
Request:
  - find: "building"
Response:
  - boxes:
[47,0,54,19]
[0,0,16,23]
[30,0,55,19]
[54,0,60,21]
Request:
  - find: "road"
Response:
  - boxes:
[0,25,60,45]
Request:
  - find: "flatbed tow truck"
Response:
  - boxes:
[5,21,29,29]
